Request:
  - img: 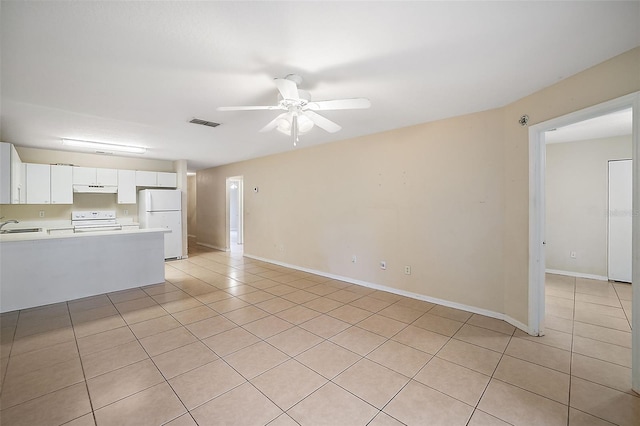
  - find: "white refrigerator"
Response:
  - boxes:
[138,189,182,260]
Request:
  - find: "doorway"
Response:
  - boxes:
[227,176,244,254]
[528,92,639,391]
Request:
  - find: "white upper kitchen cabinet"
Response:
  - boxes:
[72,167,95,185]
[136,170,157,187]
[25,163,51,204]
[135,171,177,188]
[50,165,73,204]
[117,169,137,204]
[0,143,11,203]
[73,167,118,186]
[97,168,118,185]
[157,172,177,188]
[0,142,25,204]
[11,145,25,204]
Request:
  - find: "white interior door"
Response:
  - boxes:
[608,159,632,282]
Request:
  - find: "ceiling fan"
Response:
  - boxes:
[217,74,371,146]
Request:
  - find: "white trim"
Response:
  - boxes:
[631,93,640,392]
[245,253,532,335]
[196,241,228,252]
[528,124,546,336]
[545,269,608,282]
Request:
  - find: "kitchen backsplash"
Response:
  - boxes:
[0,193,137,221]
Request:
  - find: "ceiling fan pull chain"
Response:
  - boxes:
[292,114,299,146]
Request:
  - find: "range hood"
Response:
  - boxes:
[73,184,118,194]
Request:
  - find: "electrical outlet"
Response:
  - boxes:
[404,265,411,275]
[352,255,357,263]
[39,210,45,218]
[124,209,128,216]
[570,251,577,259]
[380,261,387,270]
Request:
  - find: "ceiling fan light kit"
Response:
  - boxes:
[217,74,371,146]
[276,112,314,135]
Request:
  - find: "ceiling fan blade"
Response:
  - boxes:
[274,78,299,100]
[303,111,342,133]
[306,98,371,111]
[217,105,281,111]
[259,113,287,133]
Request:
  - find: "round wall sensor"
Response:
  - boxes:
[519,115,529,126]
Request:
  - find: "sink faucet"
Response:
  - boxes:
[0,219,19,230]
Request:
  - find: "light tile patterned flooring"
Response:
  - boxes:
[0,244,638,425]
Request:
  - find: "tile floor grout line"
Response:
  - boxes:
[65,300,99,426]
[612,279,633,330]
[472,326,517,416]
[566,274,576,426]
[570,317,632,335]
[381,310,485,421]
[106,302,192,422]
[0,309,20,400]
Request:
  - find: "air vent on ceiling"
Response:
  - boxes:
[189,118,220,128]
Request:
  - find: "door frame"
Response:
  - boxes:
[608,159,633,282]
[528,91,639,391]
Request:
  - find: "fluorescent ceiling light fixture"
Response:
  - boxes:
[62,138,146,154]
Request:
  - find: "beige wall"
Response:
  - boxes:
[187,175,197,237]
[1,193,132,222]
[196,47,640,327]
[2,146,176,223]
[546,136,632,277]
[199,108,507,313]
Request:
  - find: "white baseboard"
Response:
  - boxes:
[244,253,533,335]
[196,242,228,252]
[545,269,608,281]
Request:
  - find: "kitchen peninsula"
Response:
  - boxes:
[0,227,168,313]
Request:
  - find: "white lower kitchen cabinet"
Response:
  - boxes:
[50,165,73,204]
[25,163,51,204]
[0,229,167,312]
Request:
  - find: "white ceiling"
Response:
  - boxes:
[1,1,639,171]
[545,108,633,144]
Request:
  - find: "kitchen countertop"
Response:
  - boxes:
[0,219,147,242]
[0,227,166,243]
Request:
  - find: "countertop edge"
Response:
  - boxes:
[0,228,169,243]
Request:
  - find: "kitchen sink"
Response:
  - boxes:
[0,227,43,234]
